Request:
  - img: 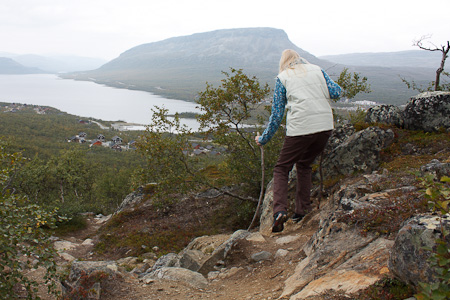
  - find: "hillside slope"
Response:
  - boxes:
[0,57,45,74]
[319,50,442,68]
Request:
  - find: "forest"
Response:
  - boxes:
[0,102,145,219]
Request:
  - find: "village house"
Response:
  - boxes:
[111,144,123,151]
[111,136,123,145]
[127,140,137,150]
[68,136,80,143]
[90,140,102,147]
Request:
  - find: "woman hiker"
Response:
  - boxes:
[255,49,342,233]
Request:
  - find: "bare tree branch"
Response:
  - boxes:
[413,36,450,91]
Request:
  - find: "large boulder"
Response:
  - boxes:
[388,214,450,287]
[365,104,404,127]
[114,187,144,214]
[403,91,450,132]
[197,229,250,275]
[322,126,395,178]
[141,267,208,289]
[139,230,250,278]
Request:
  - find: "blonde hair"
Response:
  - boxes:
[279,49,309,73]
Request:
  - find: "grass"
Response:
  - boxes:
[92,190,253,259]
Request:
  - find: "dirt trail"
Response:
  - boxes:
[30,214,319,300]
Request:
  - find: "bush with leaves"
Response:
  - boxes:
[336,67,372,100]
[197,68,285,197]
[135,106,200,202]
[0,141,62,299]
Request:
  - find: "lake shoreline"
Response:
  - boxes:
[0,74,201,130]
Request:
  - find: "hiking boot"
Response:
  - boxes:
[272,211,288,233]
[292,213,305,223]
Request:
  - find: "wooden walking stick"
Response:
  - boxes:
[248,134,265,231]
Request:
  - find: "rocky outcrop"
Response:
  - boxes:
[388,214,450,287]
[365,104,404,127]
[280,176,399,299]
[402,91,450,132]
[259,125,395,235]
[115,183,158,214]
[115,187,144,214]
[364,91,450,133]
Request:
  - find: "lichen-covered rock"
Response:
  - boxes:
[62,261,122,299]
[420,159,450,179]
[322,126,395,178]
[148,253,178,273]
[365,104,404,127]
[197,229,250,275]
[174,234,230,272]
[115,187,144,214]
[142,267,208,289]
[403,91,450,132]
[323,123,356,155]
[388,214,450,287]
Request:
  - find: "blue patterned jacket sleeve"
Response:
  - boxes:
[321,70,342,99]
[258,78,286,145]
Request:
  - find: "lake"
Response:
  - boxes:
[0,74,201,130]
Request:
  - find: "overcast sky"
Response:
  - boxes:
[1,0,448,60]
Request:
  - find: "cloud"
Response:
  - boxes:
[0,0,448,59]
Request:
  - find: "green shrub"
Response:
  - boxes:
[0,141,63,299]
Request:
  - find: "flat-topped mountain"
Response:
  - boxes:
[65,28,334,100]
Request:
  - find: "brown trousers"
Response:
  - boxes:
[273,130,332,216]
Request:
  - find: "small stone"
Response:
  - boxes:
[275,235,300,245]
[207,271,220,280]
[59,252,76,262]
[246,232,266,242]
[144,278,155,284]
[251,251,272,262]
[275,249,289,258]
[82,238,94,246]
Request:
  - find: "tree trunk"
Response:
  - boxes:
[60,181,65,203]
[435,41,450,91]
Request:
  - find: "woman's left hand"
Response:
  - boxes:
[254,136,262,146]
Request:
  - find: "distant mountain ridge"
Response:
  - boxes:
[64,28,437,104]
[319,50,442,68]
[0,57,45,74]
[0,53,106,73]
